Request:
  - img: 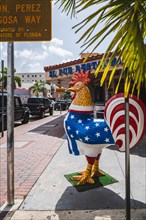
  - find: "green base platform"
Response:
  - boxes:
[64,171,118,192]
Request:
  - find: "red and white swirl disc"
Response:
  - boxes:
[104,93,146,151]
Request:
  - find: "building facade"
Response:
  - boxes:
[16,72,45,83]
[44,53,124,112]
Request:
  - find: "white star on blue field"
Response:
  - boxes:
[64,111,115,155]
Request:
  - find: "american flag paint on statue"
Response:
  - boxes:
[64,111,115,157]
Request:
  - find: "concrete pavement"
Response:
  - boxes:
[0,111,66,208]
[0,111,146,220]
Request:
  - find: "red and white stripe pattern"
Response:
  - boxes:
[104,93,146,151]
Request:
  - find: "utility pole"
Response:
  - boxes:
[7,42,14,205]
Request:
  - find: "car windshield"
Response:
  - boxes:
[28,98,44,104]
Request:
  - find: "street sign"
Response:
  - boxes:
[0,0,52,42]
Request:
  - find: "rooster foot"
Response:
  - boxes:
[78,175,95,185]
[91,169,105,178]
[71,171,85,179]
[71,175,82,181]
[71,175,94,185]
[79,171,85,175]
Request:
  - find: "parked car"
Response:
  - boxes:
[0,93,30,131]
[54,100,68,111]
[25,97,53,118]
[66,99,72,108]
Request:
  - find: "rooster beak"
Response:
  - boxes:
[67,87,76,92]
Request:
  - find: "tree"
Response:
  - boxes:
[29,80,48,97]
[40,80,48,97]
[0,67,21,89]
[56,0,146,97]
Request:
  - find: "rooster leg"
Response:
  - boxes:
[77,156,95,176]
[91,154,105,178]
[72,163,94,185]
[76,163,95,185]
[71,156,95,185]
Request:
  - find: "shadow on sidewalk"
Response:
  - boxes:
[55,186,146,211]
[108,134,146,158]
[54,187,146,220]
[29,115,66,138]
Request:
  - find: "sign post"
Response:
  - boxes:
[7,42,14,205]
[125,96,131,220]
[1,59,4,137]
[0,0,52,206]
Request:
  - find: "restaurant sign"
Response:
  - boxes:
[49,57,122,78]
[0,0,52,42]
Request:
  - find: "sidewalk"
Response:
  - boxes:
[0,111,66,208]
[1,112,146,220]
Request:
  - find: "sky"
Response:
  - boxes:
[0,1,112,73]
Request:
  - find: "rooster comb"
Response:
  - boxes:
[69,70,91,86]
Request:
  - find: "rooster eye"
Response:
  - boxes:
[76,82,82,87]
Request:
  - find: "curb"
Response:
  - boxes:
[7,209,146,220]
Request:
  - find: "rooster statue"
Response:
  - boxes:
[64,70,145,185]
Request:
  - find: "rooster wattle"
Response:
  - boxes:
[64,70,145,185]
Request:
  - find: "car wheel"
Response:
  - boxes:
[49,108,53,116]
[40,111,45,118]
[22,113,29,124]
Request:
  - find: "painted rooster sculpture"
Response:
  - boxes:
[64,70,145,185]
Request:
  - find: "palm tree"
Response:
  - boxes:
[29,80,48,97]
[0,67,21,89]
[56,0,146,97]
[40,80,48,97]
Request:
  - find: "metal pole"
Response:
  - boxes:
[59,80,62,115]
[7,42,14,205]
[1,60,4,137]
[125,95,131,220]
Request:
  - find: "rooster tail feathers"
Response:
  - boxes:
[104,93,146,151]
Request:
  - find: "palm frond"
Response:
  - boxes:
[57,0,146,97]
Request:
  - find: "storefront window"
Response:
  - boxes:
[93,85,104,103]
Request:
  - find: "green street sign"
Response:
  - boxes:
[0,0,52,42]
